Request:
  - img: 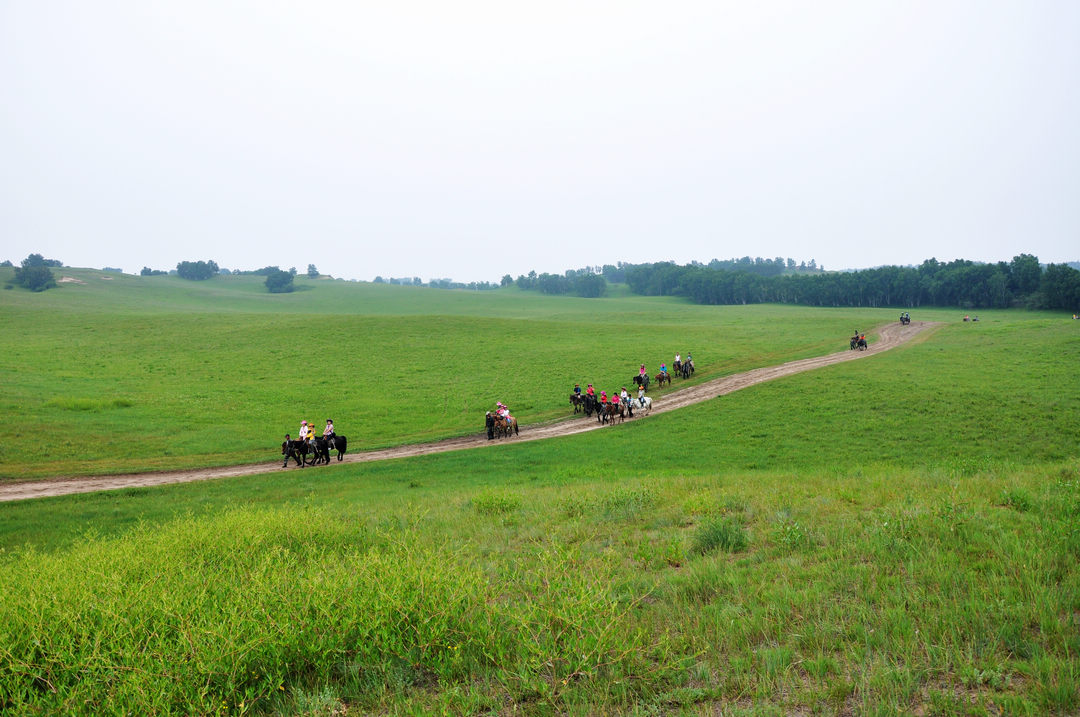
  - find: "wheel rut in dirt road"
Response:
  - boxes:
[0,321,940,502]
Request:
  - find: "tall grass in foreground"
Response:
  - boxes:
[0,506,680,715]
[2,463,1077,714]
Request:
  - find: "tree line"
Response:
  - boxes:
[621,254,1080,311]
[6,252,1079,311]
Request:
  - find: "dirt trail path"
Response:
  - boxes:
[1,321,938,503]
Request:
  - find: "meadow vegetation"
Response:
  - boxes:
[1,268,1078,714]
[3,267,902,479]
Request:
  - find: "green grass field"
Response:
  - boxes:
[1,270,1078,714]
[3,268,906,479]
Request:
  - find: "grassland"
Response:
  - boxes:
[1,270,1078,714]
[3,268,906,479]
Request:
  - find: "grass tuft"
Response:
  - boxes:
[691,517,748,554]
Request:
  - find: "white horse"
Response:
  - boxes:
[634,396,653,415]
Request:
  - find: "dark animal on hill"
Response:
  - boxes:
[308,437,331,465]
[327,434,347,461]
[281,439,310,468]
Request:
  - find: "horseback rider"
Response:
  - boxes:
[638,384,646,405]
[574,383,582,396]
[660,363,667,376]
[496,402,512,423]
[620,386,630,405]
[323,419,335,440]
[298,420,311,444]
[586,383,595,397]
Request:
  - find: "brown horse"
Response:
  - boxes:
[655,372,671,387]
[606,401,624,424]
[494,415,519,438]
[570,393,583,413]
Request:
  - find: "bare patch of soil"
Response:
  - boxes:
[0,322,939,503]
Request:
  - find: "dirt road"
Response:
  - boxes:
[0,321,938,503]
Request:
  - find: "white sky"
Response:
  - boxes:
[2,1,1078,282]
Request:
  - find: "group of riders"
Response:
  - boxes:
[282,419,348,466]
[570,352,693,421]
[573,382,647,412]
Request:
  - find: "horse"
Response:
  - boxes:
[900,313,910,325]
[606,401,624,424]
[673,359,682,376]
[632,373,651,390]
[635,396,653,415]
[570,393,583,413]
[583,394,598,417]
[281,439,310,468]
[494,415,519,438]
[308,437,332,465]
[327,434,348,461]
[680,361,692,379]
[655,372,671,388]
[850,336,867,351]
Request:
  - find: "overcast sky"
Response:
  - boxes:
[2,2,1077,282]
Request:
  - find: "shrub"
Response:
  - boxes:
[13,254,58,291]
[265,269,295,293]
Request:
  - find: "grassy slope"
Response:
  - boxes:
[1,270,1078,714]
[2,268,906,479]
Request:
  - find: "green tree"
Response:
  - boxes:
[265,270,295,293]
[307,264,319,278]
[13,254,57,292]
[176,260,219,280]
[574,273,607,298]
[1009,254,1041,296]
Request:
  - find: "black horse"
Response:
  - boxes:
[583,393,598,417]
[850,336,867,351]
[327,434,348,461]
[281,439,310,468]
[308,437,332,465]
[632,373,651,390]
[680,361,693,379]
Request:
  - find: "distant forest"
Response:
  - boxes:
[514,255,1080,311]
[8,251,1079,310]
